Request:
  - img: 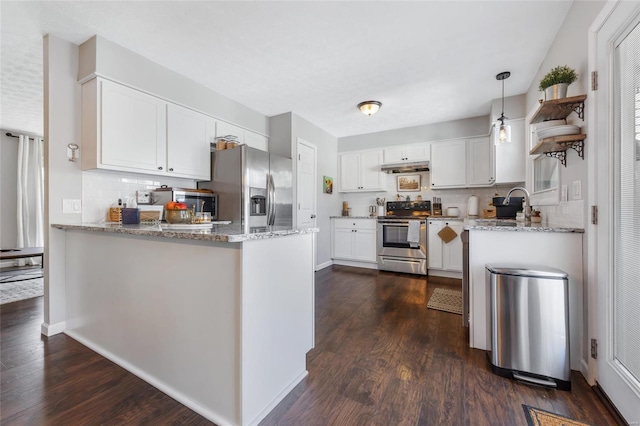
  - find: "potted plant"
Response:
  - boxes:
[538,65,578,100]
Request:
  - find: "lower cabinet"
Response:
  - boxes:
[331,218,377,263]
[427,220,464,272]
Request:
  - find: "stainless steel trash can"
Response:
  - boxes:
[486,263,570,390]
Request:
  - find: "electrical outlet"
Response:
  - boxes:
[561,185,568,202]
[136,190,151,204]
[62,199,81,214]
[573,180,582,200]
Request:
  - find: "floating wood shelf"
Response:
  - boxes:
[530,95,587,124]
[529,134,586,167]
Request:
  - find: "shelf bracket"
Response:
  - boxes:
[545,150,567,167]
[557,101,585,120]
[558,140,585,160]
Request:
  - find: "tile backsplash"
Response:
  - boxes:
[341,172,520,218]
[82,170,195,223]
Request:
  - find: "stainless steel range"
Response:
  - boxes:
[377,201,430,275]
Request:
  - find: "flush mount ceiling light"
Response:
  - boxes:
[358,100,382,116]
[496,71,512,145]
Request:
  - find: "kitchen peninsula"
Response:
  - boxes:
[463,219,584,370]
[52,222,318,426]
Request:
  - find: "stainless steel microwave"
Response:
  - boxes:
[151,187,217,219]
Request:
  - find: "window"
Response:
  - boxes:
[533,155,558,193]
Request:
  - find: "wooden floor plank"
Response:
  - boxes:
[1,265,620,426]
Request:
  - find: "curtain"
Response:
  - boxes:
[16,135,44,266]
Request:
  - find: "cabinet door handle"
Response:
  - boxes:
[157,166,163,170]
[169,168,174,172]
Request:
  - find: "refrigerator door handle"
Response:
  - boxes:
[268,173,275,226]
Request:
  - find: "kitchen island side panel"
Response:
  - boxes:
[63,230,242,426]
[468,230,583,370]
[240,233,314,425]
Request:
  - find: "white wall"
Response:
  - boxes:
[0,130,21,252]
[523,0,606,379]
[338,115,490,152]
[78,36,268,136]
[270,112,341,270]
[43,34,83,335]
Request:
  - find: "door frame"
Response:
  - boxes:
[588,1,640,421]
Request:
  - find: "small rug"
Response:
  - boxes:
[427,288,462,315]
[523,405,591,426]
[1,278,44,304]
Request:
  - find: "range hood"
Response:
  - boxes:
[381,161,430,174]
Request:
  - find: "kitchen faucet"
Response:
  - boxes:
[504,186,532,222]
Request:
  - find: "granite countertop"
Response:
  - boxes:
[51,222,319,242]
[463,218,584,233]
[330,216,378,219]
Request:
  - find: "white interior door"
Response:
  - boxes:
[594,2,640,423]
[296,139,317,229]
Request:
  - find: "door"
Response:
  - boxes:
[594,2,640,423]
[442,221,464,271]
[296,139,316,230]
[166,103,213,180]
[428,220,443,269]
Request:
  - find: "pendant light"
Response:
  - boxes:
[495,71,511,145]
[358,100,382,116]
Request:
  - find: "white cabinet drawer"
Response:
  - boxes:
[333,218,376,230]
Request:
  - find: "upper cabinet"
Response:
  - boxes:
[383,143,430,163]
[338,150,383,192]
[216,121,268,151]
[83,78,211,179]
[430,140,467,188]
[494,118,526,184]
[431,137,494,189]
[467,136,494,187]
[167,103,215,179]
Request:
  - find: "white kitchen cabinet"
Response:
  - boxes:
[467,136,495,187]
[427,220,463,272]
[244,130,268,151]
[167,103,215,179]
[431,138,495,189]
[217,121,268,151]
[383,143,430,163]
[430,140,467,188]
[338,150,383,192]
[494,118,526,184]
[331,219,377,263]
[428,220,444,269]
[82,78,211,180]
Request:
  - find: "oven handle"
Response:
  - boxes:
[379,257,423,264]
[377,220,426,225]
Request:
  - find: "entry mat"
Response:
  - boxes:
[523,405,592,426]
[426,288,462,315]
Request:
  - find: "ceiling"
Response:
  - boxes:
[0,1,572,138]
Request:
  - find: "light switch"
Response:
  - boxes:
[62,199,81,214]
[561,185,568,202]
[572,181,582,200]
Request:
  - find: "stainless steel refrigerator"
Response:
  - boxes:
[198,146,293,233]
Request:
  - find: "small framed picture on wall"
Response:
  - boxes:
[323,176,333,194]
[397,174,421,192]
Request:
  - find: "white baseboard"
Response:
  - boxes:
[332,259,378,270]
[41,321,66,336]
[247,370,308,426]
[64,329,233,426]
[315,260,333,271]
[1,260,16,268]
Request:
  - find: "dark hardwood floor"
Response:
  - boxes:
[1,265,617,425]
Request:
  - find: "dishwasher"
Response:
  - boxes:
[486,263,571,390]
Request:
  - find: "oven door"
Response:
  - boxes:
[377,220,427,259]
